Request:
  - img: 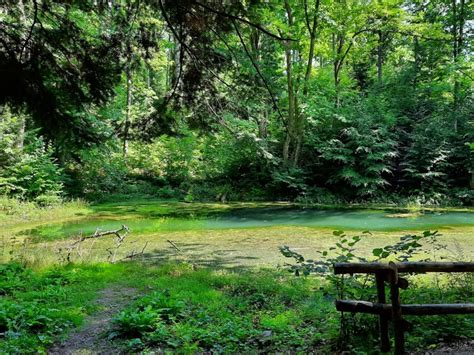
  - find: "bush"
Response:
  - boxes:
[452,189,474,206]
[69,147,129,199]
[295,187,343,205]
[0,138,63,200]
[113,291,186,338]
[156,186,182,199]
[0,196,35,215]
[34,193,62,207]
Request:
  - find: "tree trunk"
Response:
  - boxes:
[283,0,296,167]
[413,36,419,89]
[283,0,320,167]
[258,111,268,139]
[451,0,465,133]
[334,61,341,108]
[16,0,27,150]
[123,66,132,156]
[303,0,320,96]
[452,0,459,132]
[284,42,295,166]
[334,35,344,108]
[16,114,25,150]
[377,31,383,86]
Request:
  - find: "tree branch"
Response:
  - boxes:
[19,0,38,63]
[193,0,296,42]
[158,0,232,89]
[233,20,285,124]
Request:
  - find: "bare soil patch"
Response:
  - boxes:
[49,287,137,355]
[414,339,474,355]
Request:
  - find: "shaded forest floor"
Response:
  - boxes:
[49,286,138,355]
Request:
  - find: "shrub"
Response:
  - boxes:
[113,291,186,338]
[34,193,62,207]
[0,138,63,200]
[69,147,129,199]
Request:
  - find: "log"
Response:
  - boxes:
[335,300,391,315]
[65,225,130,263]
[334,262,474,275]
[336,300,474,316]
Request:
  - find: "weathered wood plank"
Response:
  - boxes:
[403,303,474,315]
[336,300,474,316]
[334,262,474,274]
[335,300,391,315]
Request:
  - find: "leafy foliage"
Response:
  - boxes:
[279,230,472,351]
[0,0,472,204]
[0,263,128,353]
[0,116,63,202]
[111,268,336,353]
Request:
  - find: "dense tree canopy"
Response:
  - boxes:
[0,0,472,204]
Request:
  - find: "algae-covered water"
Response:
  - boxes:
[3,201,473,266]
[14,202,474,241]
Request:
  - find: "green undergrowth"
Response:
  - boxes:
[110,264,474,353]
[3,260,470,354]
[111,264,339,353]
[0,262,134,353]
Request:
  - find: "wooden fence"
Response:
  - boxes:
[334,262,474,354]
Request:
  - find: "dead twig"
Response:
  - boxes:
[167,239,181,252]
[121,241,149,262]
[62,225,130,263]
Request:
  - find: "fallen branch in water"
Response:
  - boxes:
[71,225,130,246]
[121,241,149,261]
[167,239,181,252]
[59,225,130,263]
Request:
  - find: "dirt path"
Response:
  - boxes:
[413,339,474,355]
[49,287,137,355]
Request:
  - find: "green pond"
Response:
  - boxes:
[14,203,474,241]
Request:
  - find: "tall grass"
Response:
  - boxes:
[0,196,90,228]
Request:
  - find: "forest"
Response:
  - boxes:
[0,0,473,354]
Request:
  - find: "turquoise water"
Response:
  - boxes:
[15,205,474,241]
[208,207,474,230]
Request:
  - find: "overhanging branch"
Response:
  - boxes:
[233,20,286,124]
[193,0,296,42]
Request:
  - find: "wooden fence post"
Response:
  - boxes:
[334,261,474,353]
[376,271,390,352]
[389,262,405,354]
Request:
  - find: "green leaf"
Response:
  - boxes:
[372,248,383,257]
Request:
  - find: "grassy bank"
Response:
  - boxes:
[1,261,473,354]
[0,197,91,229]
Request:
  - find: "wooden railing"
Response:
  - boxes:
[334,262,474,354]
